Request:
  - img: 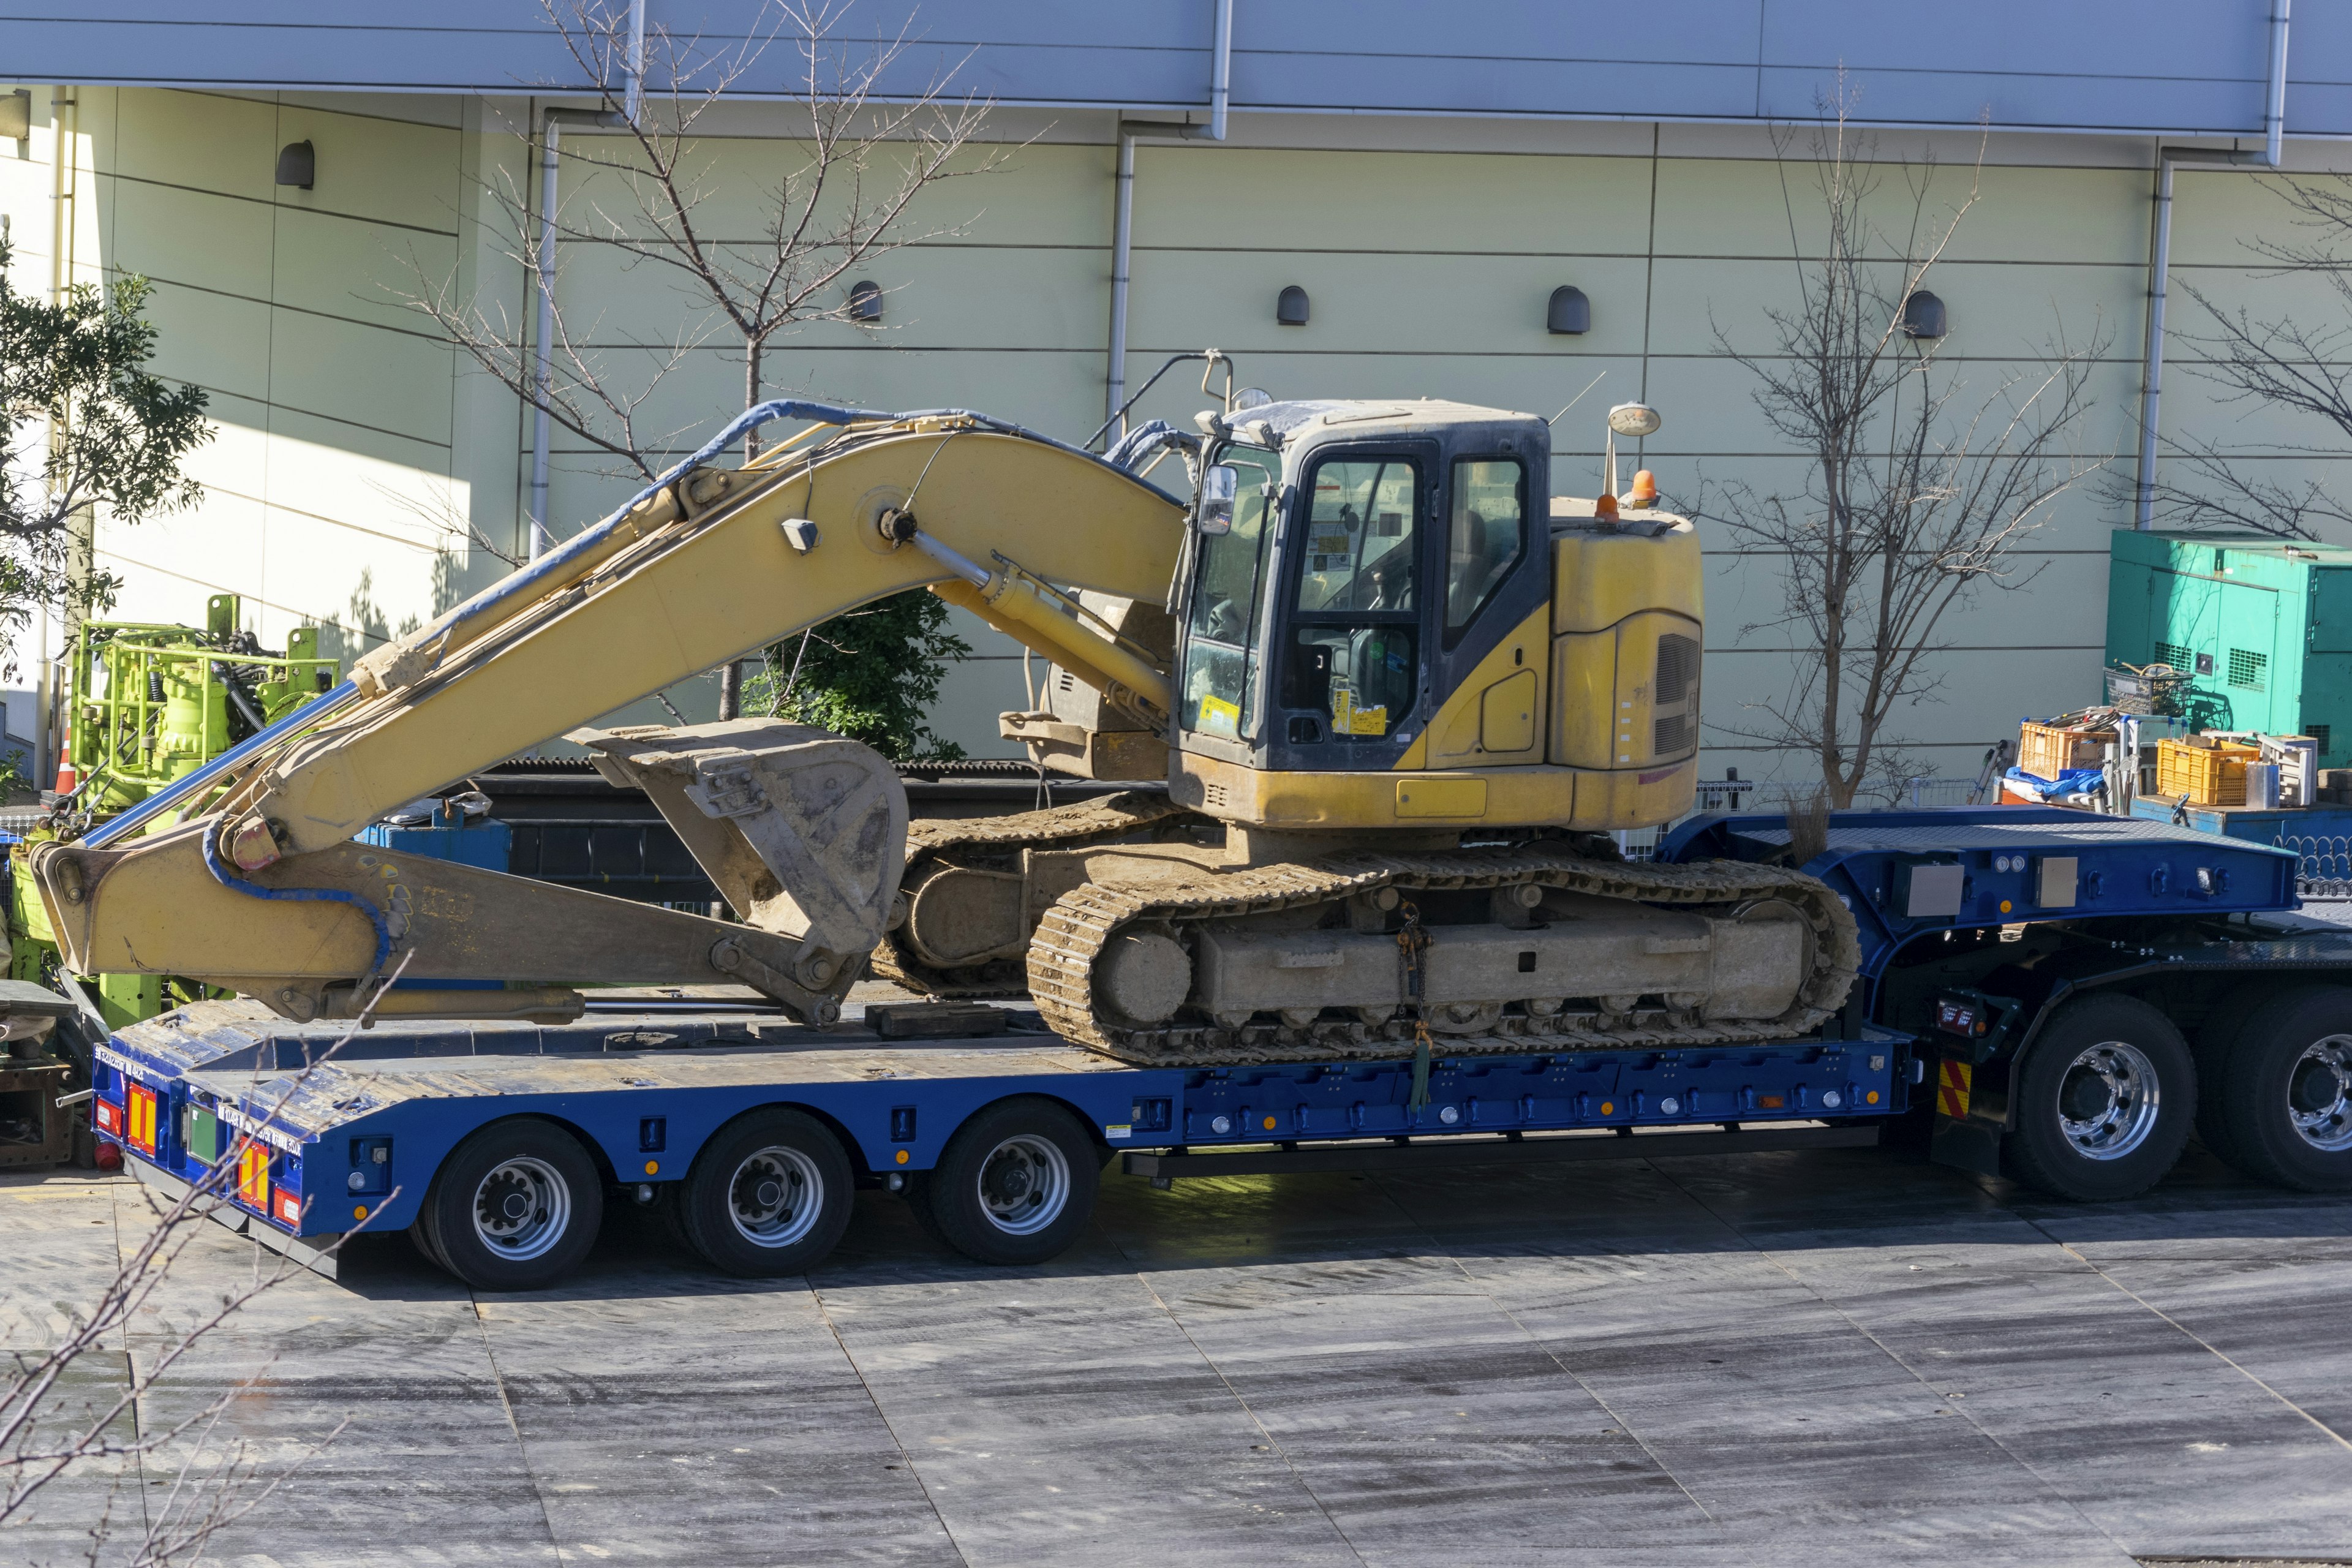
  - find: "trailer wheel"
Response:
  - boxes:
[919,1097,1098,1266]
[2206,985,2352,1193]
[418,1120,603,1291]
[2006,994,2195,1202]
[674,1109,853,1276]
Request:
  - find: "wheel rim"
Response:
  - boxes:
[471,1155,571,1261]
[2288,1035,2352,1152]
[726,1144,826,1248]
[2055,1041,2162,1161]
[974,1134,1070,1237]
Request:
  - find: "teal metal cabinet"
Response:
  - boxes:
[2106,530,2352,766]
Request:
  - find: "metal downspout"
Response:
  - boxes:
[527,0,649,560]
[1103,0,1229,437]
[2135,0,2291,530]
[1105,132,1136,428]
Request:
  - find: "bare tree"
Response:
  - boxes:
[3,970,409,1562]
[1699,92,2106,807]
[405,0,1003,714]
[2141,175,2352,540]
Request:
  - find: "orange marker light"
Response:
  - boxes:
[353,1205,369,1221]
[1600,1100,1615,1116]
[1627,469,1658,507]
[1262,1115,1277,1131]
[643,1160,659,1175]
[894,1149,910,1164]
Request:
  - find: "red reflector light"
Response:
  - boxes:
[1758,1094,1785,1110]
[275,1191,302,1228]
[94,1098,123,1136]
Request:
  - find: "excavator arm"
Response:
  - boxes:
[31,405,1191,1025]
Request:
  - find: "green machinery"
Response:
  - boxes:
[8,595,337,1023]
[2105,530,2352,766]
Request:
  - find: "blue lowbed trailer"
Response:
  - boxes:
[78,808,2352,1290]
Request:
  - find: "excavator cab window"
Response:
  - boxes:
[1179,443,1283,741]
[1443,457,1526,644]
[1279,454,1423,740]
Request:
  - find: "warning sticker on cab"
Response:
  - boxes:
[1937,1059,1972,1120]
[1196,695,1240,739]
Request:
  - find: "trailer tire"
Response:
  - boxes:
[674,1109,853,1276]
[2191,982,2272,1170]
[419,1120,603,1291]
[2206,985,2352,1193]
[2005,994,2195,1202]
[919,1096,1098,1266]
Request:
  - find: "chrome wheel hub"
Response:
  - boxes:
[728,1145,825,1248]
[977,1134,1070,1237]
[2056,1041,2160,1161]
[472,1156,571,1261]
[2288,1036,2352,1152]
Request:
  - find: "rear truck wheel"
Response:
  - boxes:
[674,1109,854,1276]
[2207,986,2352,1193]
[2006,994,2196,1202]
[918,1096,1098,1266]
[418,1120,603,1291]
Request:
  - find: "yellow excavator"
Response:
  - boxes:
[27,394,1855,1063]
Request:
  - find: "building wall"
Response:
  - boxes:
[6,83,2350,787]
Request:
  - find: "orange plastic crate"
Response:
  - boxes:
[2157,738,2260,806]
[2019,720,2114,781]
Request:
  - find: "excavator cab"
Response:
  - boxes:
[1159,399,1702,835]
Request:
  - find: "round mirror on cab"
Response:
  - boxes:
[1231,386,1273,412]
[1607,402,1662,438]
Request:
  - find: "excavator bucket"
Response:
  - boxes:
[569,720,908,989]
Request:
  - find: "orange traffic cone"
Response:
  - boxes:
[52,725,75,794]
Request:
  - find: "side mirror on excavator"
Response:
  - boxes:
[1197,464,1238,536]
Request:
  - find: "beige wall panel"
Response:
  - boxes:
[258,412,456,545]
[1697,644,2098,759]
[550,138,1112,253]
[1131,248,1651,360]
[100,173,274,301]
[266,306,454,448]
[270,206,457,334]
[136,281,272,404]
[108,89,276,203]
[1131,145,1658,258]
[271,102,462,233]
[549,346,1115,471]
[96,483,268,628]
[541,238,1107,352]
[179,402,271,503]
[2164,168,2320,267]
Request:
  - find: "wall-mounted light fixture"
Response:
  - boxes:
[1901,289,1946,339]
[274,140,315,190]
[1546,285,1590,335]
[847,279,883,322]
[1276,285,1310,326]
[0,91,31,145]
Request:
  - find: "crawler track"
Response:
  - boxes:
[1027,843,1861,1066]
[870,790,1197,996]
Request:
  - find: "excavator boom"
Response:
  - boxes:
[33,404,1188,1025]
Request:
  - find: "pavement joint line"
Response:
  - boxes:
[1101,1210,1370,1566]
[804,1276,971,1567]
[1431,1252,1720,1528]
[2045,1234,2352,1458]
[465,1297,566,1566]
[1382,1170,1721,1526]
[1646,1159,2127,1556]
